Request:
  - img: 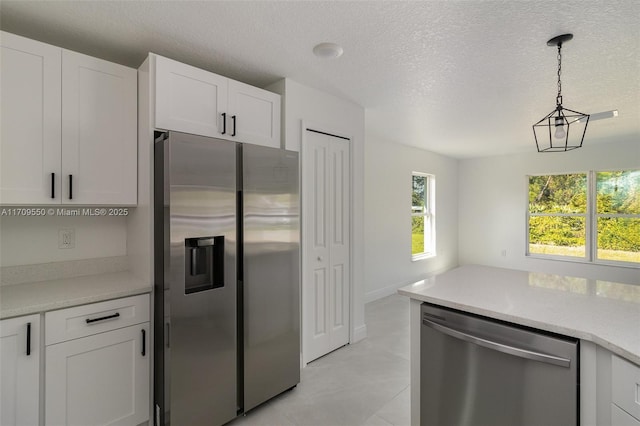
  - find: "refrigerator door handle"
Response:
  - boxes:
[422,317,571,368]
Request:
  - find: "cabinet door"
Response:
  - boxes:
[155,55,228,138]
[61,50,137,205]
[45,323,149,426]
[612,404,640,426]
[0,314,40,426]
[0,31,61,204]
[228,79,281,148]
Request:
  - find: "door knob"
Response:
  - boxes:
[317,256,322,262]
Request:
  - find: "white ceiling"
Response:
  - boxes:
[1,0,638,159]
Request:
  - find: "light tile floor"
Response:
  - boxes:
[229,294,411,426]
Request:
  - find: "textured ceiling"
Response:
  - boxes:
[1,0,638,159]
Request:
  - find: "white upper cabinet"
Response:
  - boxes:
[0,32,62,204]
[227,79,280,148]
[0,31,137,205]
[61,50,137,204]
[155,54,228,138]
[153,54,281,148]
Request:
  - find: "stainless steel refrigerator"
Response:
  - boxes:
[153,131,300,426]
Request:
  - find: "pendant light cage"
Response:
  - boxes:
[532,34,590,152]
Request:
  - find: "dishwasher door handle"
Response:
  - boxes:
[422,317,571,368]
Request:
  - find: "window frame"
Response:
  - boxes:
[526,169,639,268]
[411,172,436,260]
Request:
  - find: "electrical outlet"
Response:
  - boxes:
[58,228,75,249]
[501,249,507,257]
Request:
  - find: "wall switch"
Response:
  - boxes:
[58,228,75,249]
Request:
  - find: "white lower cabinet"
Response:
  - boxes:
[0,314,40,426]
[612,354,640,426]
[45,295,150,426]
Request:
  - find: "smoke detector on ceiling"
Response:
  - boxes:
[313,42,343,59]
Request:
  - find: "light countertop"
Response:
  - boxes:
[398,265,640,365]
[0,271,152,319]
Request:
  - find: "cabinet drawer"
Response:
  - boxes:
[45,294,149,345]
[612,354,640,421]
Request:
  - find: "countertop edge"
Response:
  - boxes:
[0,271,152,320]
[398,287,640,366]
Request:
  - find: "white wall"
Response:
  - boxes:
[458,139,640,284]
[0,215,127,266]
[268,78,367,342]
[364,135,459,302]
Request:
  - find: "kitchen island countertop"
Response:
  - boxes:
[1,271,151,319]
[398,264,640,365]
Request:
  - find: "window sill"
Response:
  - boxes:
[412,252,436,262]
[526,253,640,269]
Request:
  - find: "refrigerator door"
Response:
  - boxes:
[158,132,238,426]
[241,144,300,411]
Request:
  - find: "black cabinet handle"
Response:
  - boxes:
[221,112,227,135]
[26,322,31,356]
[231,115,237,137]
[141,328,146,356]
[85,312,120,324]
[69,175,73,200]
[51,173,55,199]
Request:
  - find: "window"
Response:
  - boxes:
[412,172,435,259]
[527,170,639,265]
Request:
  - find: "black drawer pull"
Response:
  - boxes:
[51,173,55,199]
[86,312,120,324]
[69,174,73,200]
[26,322,31,356]
[141,328,146,356]
[231,115,237,136]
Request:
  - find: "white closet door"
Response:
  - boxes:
[303,130,350,364]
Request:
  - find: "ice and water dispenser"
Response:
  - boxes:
[184,236,225,294]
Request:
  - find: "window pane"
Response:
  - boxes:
[529,216,586,257]
[412,216,424,255]
[412,175,425,213]
[597,217,640,263]
[597,170,640,214]
[528,174,587,213]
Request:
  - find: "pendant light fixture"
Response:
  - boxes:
[532,34,590,152]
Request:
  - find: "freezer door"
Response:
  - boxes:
[159,132,238,426]
[242,144,300,411]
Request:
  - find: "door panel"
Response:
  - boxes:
[45,324,148,426]
[155,55,227,138]
[228,80,281,148]
[303,130,350,364]
[62,50,137,204]
[0,315,40,426]
[0,32,61,204]
[242,144,300,412]
[164,132,237,426]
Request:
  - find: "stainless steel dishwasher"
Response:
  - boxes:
[421,302,578,426]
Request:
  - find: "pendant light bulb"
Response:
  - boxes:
[554,116,566,139]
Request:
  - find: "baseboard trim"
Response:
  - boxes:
[352,324,367,343]
[364,283,404,304]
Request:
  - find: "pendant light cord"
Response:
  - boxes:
[556,43,563,107]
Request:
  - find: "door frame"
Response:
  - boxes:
[300,121,354,366]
